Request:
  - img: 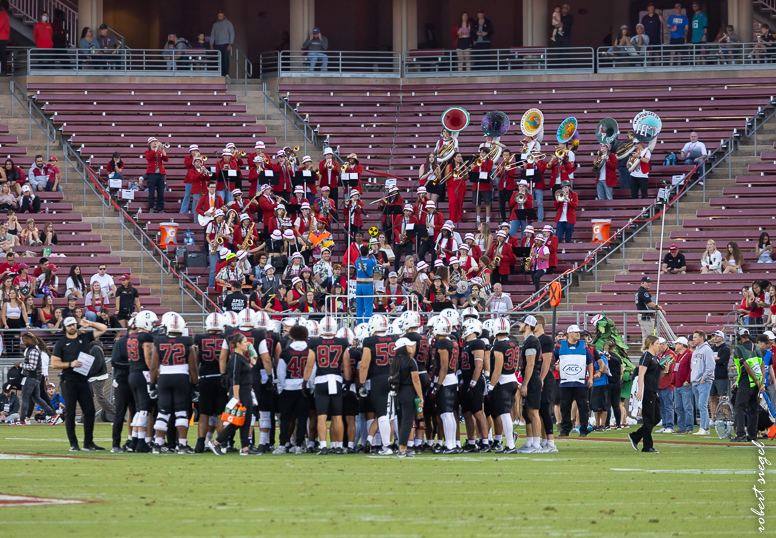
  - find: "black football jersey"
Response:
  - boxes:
[312,337,349,377]
[363,334,399,379]
[520,334,543,375]
[434,337,460,373]
[461,338,486,382]
[195,332,224,377]
[492,337,520,377]
[128,331,155,372]
[405,331,430,372]
[278,344,309,380]
[348,347,361,378]
[154,334,194,372]
[223,327,266,369]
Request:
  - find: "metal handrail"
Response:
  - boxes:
[262,81,317,153]
[260,50,402,78]
[403,46,595,77]
[8,80,218,321]
[20,48,222,76]
[104,25,127,49]
[232,46,253,96]
[597,42,776,72]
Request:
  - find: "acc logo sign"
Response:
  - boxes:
[562,364,583,376]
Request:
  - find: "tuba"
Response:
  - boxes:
[591,150,606,175]
[437,107,469,162]
[556,117,579,152]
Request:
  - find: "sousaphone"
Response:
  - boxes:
[520,108,544,153]
[437,107,470,162]
[556,117,579,152]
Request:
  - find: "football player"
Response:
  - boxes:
[460,318,489,452]
[110,317,138,453]
[193,312,226,453]
[358,314,398,455]
[517,315,543,454]
[429,317,460,454]
[304,317,351,455]
[126,311,158,453]
[337,326,359,453]
[402,311,430,452]
[149,312,199,454]
[276,324,310,453]
[533,314,558,453]
[488,317,519,454]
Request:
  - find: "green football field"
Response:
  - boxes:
[0,424,772,537]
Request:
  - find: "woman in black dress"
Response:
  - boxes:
[628,334,661,453]
[389,337,424,458]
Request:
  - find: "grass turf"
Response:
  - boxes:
[0,424,773,537]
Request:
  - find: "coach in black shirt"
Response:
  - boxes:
[628,335,661,453]
[223,280,248,313]
[110,324,137,452]
[51,316,107,451]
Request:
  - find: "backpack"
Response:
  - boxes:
[663,152,676,166]
[5,366,23,389]
[87,339,107,379]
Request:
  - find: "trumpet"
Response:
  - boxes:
[325,161,334,170]
[201,155,208,162]
[341,164,349,173]
[515,193,527,205]
[197,165,212,177]
[161,142,171,149]
[555,190,570,203]
[293,146,300,152]
[553,147,568,160]
[238,150,247,157]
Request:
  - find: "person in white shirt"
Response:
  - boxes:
[485,282,513,317]
[628,141,651,200]
[680,132,707,176]
[700,239,723,274]
[89,265,117,298]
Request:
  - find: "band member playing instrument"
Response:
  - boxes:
[495,148,516,222]
[457,244,478,277]
[498,221,521,252]
[418,200,444,263]
[216,149,240,204]
[435,223,459,265]
[233,214,261,256]
[509,180,534,238]
[299,156,320,199]
[629,140,651,200]
[289,185,309,222]
[541,224,559,275]
[247,141,267,198]
[313,186,336,223]
[520,225,536,250]
[524,149,548,222]
[470,146,493,224]
[258,184,278,230]
[594,143,618,201]
[392,204,419,272]
[553,181,577,243]
[183,144,200,171]
[144,136,168,213]
[420,152,444,204]
[268,204,287,237]
[342,153,364,194]
[196,181,225,225]
[463,232,483,262]
[413,186,430,215]
[486,230,517,286]
[377,185,404,244]
[184,156,210,215]
[344,189,364,239]
[343,230,367,268]
[319,148,340,209]
[308,218,333,263]
[272,150,294,201]
[226,189,249,215]
[294,202,317,240]
[529,233,551,292]
[547,142,576,198]
[446,152,468,226]
[206,210,227,288]
[435,129,458,164]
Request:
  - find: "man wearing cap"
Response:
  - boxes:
[548,148,576,196]
[595,143,618,202]
[413,186,430,216]
[182,155,210,215]
[233,214,261,256]
[303,26,329,71]
[289,186,309,223]
[671,336,693,434]
[205,212,226,288]
[343,189,364,239]
[343,153,364,194]
[655,337,676,433]
[666,3,689,66]
[296,155,320,199]
[486,230,517,286]
[19,184,40,214]
[553,181,577,243]
[271,151,294,201]
[0,251,18,281]
[247,141,267,195]
[690,330,715,434]
[392,204,418,272]
[636,276,665,342]
[143,138,168,213]
[97,24,121,67]
[256,184,278,230]
[215,149,240,204]
[418,200,445,263]
[493,148,516,222]
[51,316,108,451]
[470,146,493,224]
[378,186,403,244]
[661,244,686,274]
[216,253,241,296]
[196,181,225,223]
[509,180,534,238]
[313,185,336,224]
[555,324,594,437]
[708,330,731,420]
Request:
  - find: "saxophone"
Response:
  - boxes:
[524,249,533,272]
[241,223,255,250]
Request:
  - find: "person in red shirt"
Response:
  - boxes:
[392,204,418,271]
[342,153,363,194]
[143,136,168,213]
[470,147,493,224]
[553,181,578,243]
[343,189,363,239]
[463,232,483,262]
[183,156,210,214]
[215,149,240,203]
[418,200,444,263]
[318,148,340,209]
[297,156,319,199]
[247,141,267,197]
[413,186,430,216]
[486,230,517,285]
[257,184,278,230]
[542,224,559,274]
[272,150,293,201]
[672,336,694,434]
[509,179,534,237]
[196,181,225,225]
[226,189,258,218]
[0,4,9,76]
[495,148,517,222]
[33,12,53,49]
[342,230,367,269]
[547,146,576,197]
[595,143,619,201]
[288,185,308,222]
[446,152,468,226]
[525,150,549,222]
[378,186,404,243]
[0,251,18,280]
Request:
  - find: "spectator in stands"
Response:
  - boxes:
[746,281,768,335]
[35,263,58,298]
[756,232,773,263]
[485,282,512,317]
[679,132,707,176]
[0,2,9,77]
[107,152,123,179]
[303,26,329,72]
[13,263,32,300]
[46,307,62,331]
[689,2,708,64]
[65,265,86,298]
[19,185,40,214]
[631,23,650,54]
[28,155,49,192]
[721,241,744,274]
[144,137,168,213]
[46,156,60,193]
[699,239,722,274]
[556,4,573,48]
[4,159,25,196]
[666,3,689,66]
[0,250,16,280]
[609,25,636,58]
[0,182,17,211]
[718,25,740,64]
[96,24,121,69]
[2,288,30,344]
[5,211,20,238]
[163,40,176,70]
[210,10,234,77]
[23,296,35,327]
[453,12,473,71]
[33,11,53,50]
[79,27,98,66]
[90,264,116,299]
[0,223,15,252]
[709,329,731,420]
[690,330,714,434]
[61,294,77,319]
[753,23,774,63]
[38,295,54,327]
[661,243,686,274]
[41,222,56,246]
[0,383,19,423]
[115,274,140,326]
[641,2,664,49]
[83,281,107,322]
[472,9,493,65]
[20,218,41,247]
[550,5,563,42]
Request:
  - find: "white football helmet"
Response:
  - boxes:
[432,316,452,337]
[161,312,186,334]
[482,318,496,336]
[269,320,282,334]
[368,314,389,335]
[391,317,405,336]
[320,316,338,337]
[354,323,370,347]
[462,318,483,339]
[493,317,511,336]
[300,318,320,338]
[221,311,238,327]
[236,308,258,329]
[426,315,440,336]
[440,308,460,328]
[255,311,271,330]
[401,310,422,330]
[134,310,158,332]
[336,327,356,346]
[204,312,224,332]
[461,306,480,320]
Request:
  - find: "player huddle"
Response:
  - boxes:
[111,306,558,456]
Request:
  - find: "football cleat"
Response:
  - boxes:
[501,447,518,454]
[110,446,126,453]
[292,446,304,454]
[49,414,63,426]
[176,445,195,455]
[69,445,80,452]
[82,443,105,451]
[317,447,329,456]
[210,443,225,456]
[273,446,287,454]
[377,447,394,456]
[441,447,458,455]
[194,438,206,454]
